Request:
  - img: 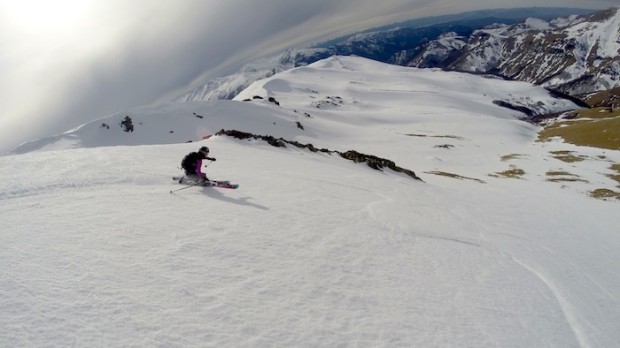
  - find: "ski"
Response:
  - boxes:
[172,176,238,189]
[206,181,239,189]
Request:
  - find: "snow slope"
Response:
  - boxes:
[2,56,619,347]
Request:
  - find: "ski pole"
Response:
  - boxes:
[170,185,195,194]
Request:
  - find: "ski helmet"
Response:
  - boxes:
[199,146,209,154]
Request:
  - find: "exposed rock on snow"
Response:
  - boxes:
[215,129,423,181]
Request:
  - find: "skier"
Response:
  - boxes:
[181,146,216,184]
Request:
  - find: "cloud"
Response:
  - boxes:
[0,0,614,153]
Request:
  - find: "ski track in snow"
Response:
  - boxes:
[512,257,589,348]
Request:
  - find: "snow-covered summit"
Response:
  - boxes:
[174,48,332,103]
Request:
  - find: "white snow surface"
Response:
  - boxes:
[2,56,619,347]
[564,7,620,58]
[524,17,552,31]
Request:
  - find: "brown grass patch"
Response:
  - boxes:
[545,170,588,183]
[590,188,620,201]
[547,178,589,183]
[585,87,620,108]
[538,109,620,150]
[575,107,620,119]
[501,154,526,161]
[546,170,575,176]
[608,164,620,186]
[405,134,464,140]
[490,165,526,179]
[549,150,587,163]
[425,171,486,183]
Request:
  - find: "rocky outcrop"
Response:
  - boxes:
[215,129,423,181]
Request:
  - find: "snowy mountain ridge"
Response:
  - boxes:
[411,7,620,98]
[14,56,577,154]
[174,7,597,104]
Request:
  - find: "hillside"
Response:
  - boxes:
[2,56,619,347]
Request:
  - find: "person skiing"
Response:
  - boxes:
[181,146,216,183]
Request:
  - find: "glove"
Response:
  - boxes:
[209,157,217,162]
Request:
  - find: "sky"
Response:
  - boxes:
[0,0,616,154]
[1,56,619,346]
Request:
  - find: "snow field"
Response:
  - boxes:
[2,56,619,347]
[2,137,619,346]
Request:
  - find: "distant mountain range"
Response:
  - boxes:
[408,7,620,106]
[176,7,620,108]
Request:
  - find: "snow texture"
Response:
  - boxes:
[2,56,619,347]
